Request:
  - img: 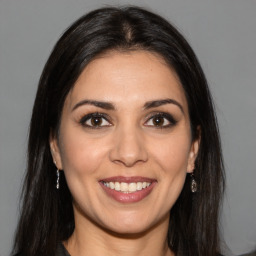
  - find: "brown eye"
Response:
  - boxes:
[80,113,111,128]
[90,116,103,126]
[152,116,165,126]
[144,112,177,128]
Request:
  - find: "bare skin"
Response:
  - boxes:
[50,50,199,256]
[64,211,173,256]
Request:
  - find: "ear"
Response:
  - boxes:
[187,128,201,173]
[49,131,63,170]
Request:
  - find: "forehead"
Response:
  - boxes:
[66,50,188,112]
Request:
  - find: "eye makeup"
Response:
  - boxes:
[144,112,177,129]
[79,112,112,129]
[77,110,178,131]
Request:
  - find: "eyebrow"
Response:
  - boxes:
[72,98,184,113]
[72,100,115,111]
[143,98,184,113]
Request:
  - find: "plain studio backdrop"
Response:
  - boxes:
[0,1,255,255]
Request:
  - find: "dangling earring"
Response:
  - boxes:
[190,173,197,193]
[53,160,60,189]
[56,169,60,189]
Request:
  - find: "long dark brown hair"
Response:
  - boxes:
[13,6,225,256]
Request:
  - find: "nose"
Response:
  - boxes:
[109,126,148,167]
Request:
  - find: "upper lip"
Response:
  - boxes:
[100,176,156,183]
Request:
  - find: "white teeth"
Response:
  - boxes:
[120,182,129,192]
[109,182,115,189]
[103,181,151,192]
[114,182,120,191]
[137,182,142,190]
[128,183,137,192]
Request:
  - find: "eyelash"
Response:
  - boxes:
[144,112,177,128]
[79,112,177,129]
[79,112,112,129]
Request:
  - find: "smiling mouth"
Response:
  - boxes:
[99,176,156,203]
[102,181,151,193]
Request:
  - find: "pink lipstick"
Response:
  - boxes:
[99,176,157,203]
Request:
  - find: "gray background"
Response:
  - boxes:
[0,0,255,255]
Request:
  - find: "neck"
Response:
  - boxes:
[64,210,174,256]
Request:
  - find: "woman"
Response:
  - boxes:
[13,6,225,256]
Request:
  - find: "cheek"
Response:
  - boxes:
[58,128,110,211]
[153,135,191,209]
[59,127,108,178]
[150,133,191,176]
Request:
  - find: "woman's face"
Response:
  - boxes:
[51,51,199,235]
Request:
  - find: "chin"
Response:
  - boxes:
[104,223,153,237]
[101,212,166,237]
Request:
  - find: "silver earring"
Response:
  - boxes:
[190,173,197,193]
[56,169,60,189]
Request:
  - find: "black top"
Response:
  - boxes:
[15,244,224,256]
[56,243,70,256]
[55,243,225,256]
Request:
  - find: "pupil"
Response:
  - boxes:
[153,117,164,126]
[91,117,102,126]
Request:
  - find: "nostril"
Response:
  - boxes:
[108,129,148,166]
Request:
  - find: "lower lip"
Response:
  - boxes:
[99,182,156,203]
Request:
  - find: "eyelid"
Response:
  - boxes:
[78,111,177,129]
[144,112,177,127]
[79,112,112,128]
